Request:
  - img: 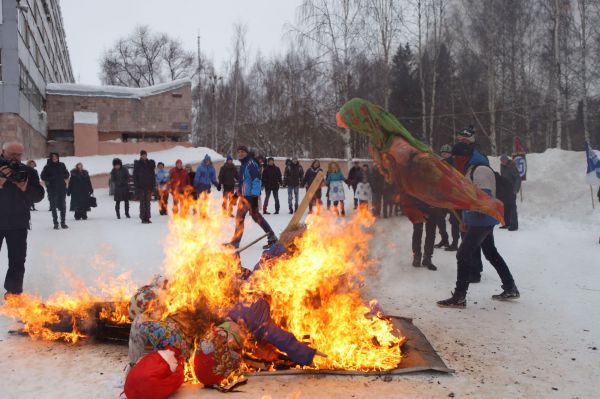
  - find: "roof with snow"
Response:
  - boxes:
[46,79,191,99]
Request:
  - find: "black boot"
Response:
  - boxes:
[60,212,68,229]
[412,253,422,268]
[61,222,69,229]
[468,274,481,283]
[445,242,458,251]
[437,290,467,308]
[422,257,437,271]
[116,207,121,219]
[434,240,450,249]
[289,207,294,214]
[262,233,278,249]
[492,285,520,301]
[53,223,59,230]
[125,202,130,218]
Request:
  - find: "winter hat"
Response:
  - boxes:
[176,159,182,166]
[140,150,148,156]
[193,323,243,386]
[203,154,211,162]
[140,317,191,359]
[237,145,249,153]
[184,163,192,169]
[451,142,474,157]
[267,157,275,162]
[457,126,475,143]
[500,154,510,162]
[226,155,233,162]
[440,144,453,154]
[112,158,122,166]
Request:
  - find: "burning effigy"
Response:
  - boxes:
[0,193,404,395]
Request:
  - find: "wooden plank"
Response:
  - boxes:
[279,170,324,246]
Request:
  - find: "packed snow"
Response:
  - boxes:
[34,146,224,176]
[46,79,191,99]
[1,149,599,398]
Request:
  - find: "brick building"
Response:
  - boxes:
[45,79,192,156]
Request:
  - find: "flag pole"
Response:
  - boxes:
[591,185,596,209]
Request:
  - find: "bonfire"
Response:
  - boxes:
[0,192,404,381]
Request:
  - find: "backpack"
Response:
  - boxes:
[470,165,515,206]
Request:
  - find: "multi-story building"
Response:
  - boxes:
[0,0,74,158]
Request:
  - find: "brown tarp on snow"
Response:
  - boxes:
[247,316,453,377]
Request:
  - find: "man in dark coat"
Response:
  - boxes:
[219,156,238,217]
[133,150,156,224]
[110,158,130,219]
[347,160,363,209]
[67,163,93,220]
[41,152,70,229]
[284,157,303,214]
[0,141,45,296]
[262,157,282,214]
[500,155,521,231]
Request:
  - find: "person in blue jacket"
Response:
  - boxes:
[193,154,220,195]
[226,145,277,249]
[437,142,519,308]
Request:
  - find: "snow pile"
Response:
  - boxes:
[35,146,224,176]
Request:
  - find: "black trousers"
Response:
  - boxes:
[456,226,515,292]
[231,196,274,247]
[504,196,518,229]
[372,192,383,217]
[438,210,460,244]
[49,190,66,224]
[1,229,28,294]
[264,188,280,212]
[412,219,436,258]
[138,190,152,221]
[115,200,130,216]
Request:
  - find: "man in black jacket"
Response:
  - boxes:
[262,157,282,214]
[41,152,70,229]
[0,142,45,297]
[284,157,304,214]
[218,155,238,217]
[133,150,156,224]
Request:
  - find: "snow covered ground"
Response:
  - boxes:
[1,149,599,398]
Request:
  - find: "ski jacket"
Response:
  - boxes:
[194,156,218,190]
[169,167,190,192]
[155,168,170,189]
[239,156,261,197]
[500,161,521,194]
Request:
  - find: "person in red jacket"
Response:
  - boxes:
[169,160,190,214]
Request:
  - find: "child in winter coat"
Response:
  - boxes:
[302,160,323,214]
[194,155,219,196]
[354,164,372,210]
[155,162,170,215]
[325,162,346,216]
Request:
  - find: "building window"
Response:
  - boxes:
[19,62,44,111]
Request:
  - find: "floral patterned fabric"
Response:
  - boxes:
[139,317,190,359]
[194,323,242,386]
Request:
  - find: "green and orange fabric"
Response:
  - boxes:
[337,98,505,225]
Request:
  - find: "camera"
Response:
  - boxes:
[0,158,29,183]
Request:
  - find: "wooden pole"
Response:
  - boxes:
[591,185,596,209]
[235,233,270,254]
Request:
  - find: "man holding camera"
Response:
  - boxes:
[0,142,45,298]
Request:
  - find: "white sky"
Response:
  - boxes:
[60,0,300,85]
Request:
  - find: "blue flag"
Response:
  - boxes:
[585,142,600,184]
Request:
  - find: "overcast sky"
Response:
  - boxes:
[60,0,300,85]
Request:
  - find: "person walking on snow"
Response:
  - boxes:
[219,156,238,217]
[67,162,93,221]
[303,160,323,214]
[194,155,220,196]
[110,158,130,219]
[262,157,282,214]
[226,146,277,249]
[437,142,520,308]
[325,162,346,216]
[284,157,303,214]
[499,154,521,231]
[41,152,70,230]
[133,150,156,224]
[169,160,190,214]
